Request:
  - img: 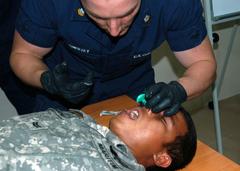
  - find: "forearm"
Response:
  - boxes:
[10,31,52,88]
[10,52,48,88]
[178,60,216,100]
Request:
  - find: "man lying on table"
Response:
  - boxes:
[0,106,196,171]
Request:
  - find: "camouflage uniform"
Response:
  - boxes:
[0,109,145,171]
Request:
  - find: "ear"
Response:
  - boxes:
[153,152,172,168]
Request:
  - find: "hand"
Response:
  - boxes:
[144,81,187,116]
[40,63,93,104]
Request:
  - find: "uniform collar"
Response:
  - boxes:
[106,132,145,171]
[134,0,152,27]
[70,0,88,21]
[85,117,144,170]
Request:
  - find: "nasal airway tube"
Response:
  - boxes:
[136,93,147,105]
[100,110,121,116]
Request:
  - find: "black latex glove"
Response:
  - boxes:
[40,63,93,104]
[145,81,187,116]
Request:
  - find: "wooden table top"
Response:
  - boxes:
[82,95,240,171]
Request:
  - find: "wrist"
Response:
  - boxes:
[38,69,48,88]
[40,70,58,94]
[169,81,187,102]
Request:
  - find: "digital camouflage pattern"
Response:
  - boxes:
[0,109,145,171]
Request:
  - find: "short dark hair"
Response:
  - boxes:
[147,107,197,171]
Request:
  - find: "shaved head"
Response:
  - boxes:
[81,0,141,37]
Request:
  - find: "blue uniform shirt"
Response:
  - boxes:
[16,0,207,111]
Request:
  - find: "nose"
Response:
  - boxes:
[107,19,121,37]
[145,108,153,117]
[146,108,164,117]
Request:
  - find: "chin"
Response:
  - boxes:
[109,118,125,138]
[109,117,119,133]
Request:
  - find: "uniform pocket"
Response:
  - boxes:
[63,41,106,74]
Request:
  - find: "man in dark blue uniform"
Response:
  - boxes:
[0,0,36,114]
[10,0,216,115]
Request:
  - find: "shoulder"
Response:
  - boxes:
[146,0,203,23]
[20,0,77,18]
[147,0,201,9]
[161,0,203,16]
[160,0,204,29]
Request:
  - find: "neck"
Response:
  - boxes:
[132,150,154,167]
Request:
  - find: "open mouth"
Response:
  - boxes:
[128,109,139,120]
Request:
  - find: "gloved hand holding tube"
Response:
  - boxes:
[40,62,93,104]
[137,81,187,116]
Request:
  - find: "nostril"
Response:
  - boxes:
[125,109,131,113]
[159,111,164,116]
[147,108,152,114]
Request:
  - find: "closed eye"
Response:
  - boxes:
[162,117,167,125]
[159,116,167,127]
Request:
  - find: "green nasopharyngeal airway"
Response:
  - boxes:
[136,93,146,105]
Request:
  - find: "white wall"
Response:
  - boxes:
[152,24,240,109]
[0,88,17,120]
[213,24,240,99]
